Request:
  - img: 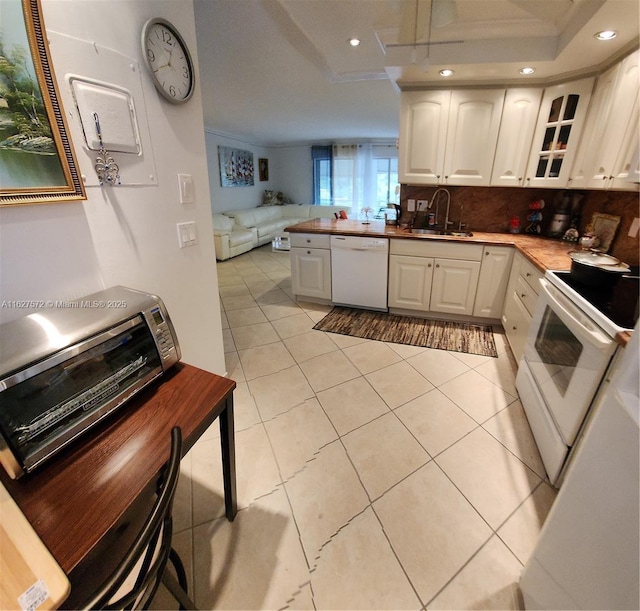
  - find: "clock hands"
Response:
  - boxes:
[149,36,186,77]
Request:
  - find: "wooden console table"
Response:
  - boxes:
[0,363,236,609]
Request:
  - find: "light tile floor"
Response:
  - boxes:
[158,244,557,611]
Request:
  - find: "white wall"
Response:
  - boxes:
[0,0,226,375]
[273,145,314,206]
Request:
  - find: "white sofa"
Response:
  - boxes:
[212,214,257,261]
[213,204,350,260]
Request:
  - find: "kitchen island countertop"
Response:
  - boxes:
[284,219,577,272]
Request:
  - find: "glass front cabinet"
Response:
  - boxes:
[525,78,594,188]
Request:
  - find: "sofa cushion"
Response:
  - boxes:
[212,213,235,232]
[228,228,255,247]
[281,204,311,219]
[227,206,282,228]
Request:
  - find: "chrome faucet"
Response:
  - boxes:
[430,188,452,230]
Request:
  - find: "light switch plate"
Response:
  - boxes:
[177,221,197,248]
[178,174,194,204]
[407,199,416,212]
[628,217,639,238]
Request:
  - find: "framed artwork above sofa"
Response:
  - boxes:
[218,146,254,187]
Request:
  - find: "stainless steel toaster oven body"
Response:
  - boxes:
[0,286,181,478]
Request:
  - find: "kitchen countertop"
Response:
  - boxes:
[285,219,634,348]
[284,219,577,272]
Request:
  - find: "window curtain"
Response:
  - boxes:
[332,143,375,218]
[312,143,398,214]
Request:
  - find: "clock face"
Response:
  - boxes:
[142,18,194,104]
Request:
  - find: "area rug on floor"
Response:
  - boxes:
[313,307,498,357]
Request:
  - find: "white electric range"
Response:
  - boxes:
[516,268,637,486]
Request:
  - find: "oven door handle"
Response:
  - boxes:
[539,278,612,350]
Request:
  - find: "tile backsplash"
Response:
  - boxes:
[400,185,640,267]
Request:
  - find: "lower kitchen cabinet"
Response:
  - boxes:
[473,246,514,318]
[501,251,543,362]
[290,234,331,300]
[389,238,487,317]
[430,258,480,315]
[388,255,434,310]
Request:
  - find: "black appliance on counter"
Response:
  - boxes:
[0,286,181,479]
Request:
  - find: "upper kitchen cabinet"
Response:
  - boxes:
[570,50,639,191]
[444,89,505,185]
[491,88,543,187]
[399,89,505,186]
[524,78,594,188]
[399,90,450,184]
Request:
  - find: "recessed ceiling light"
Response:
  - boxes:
[595,30,617,41]
[520,67,535,75]
[439,69,454,77]
[348,38,361,47]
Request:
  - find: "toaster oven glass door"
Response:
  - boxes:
[0,315,163,472]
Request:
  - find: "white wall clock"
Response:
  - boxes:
[141,18,195,104]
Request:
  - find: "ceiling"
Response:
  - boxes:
[193,0,639,146]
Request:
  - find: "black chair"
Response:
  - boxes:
[80,427,197,610]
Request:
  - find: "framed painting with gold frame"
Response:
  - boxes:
[258,158,269,181]
[0,0,85,206]
[591,212,621,253]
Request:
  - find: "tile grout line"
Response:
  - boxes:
[214,246,540,610]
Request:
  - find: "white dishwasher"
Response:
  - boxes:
[330,235,389,311]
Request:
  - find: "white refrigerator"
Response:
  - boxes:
[520,322,639,609]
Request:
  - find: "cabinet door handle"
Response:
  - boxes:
[526,272,532,277]
[436,264,440,268]
[428,263,432,268]
[306,239,311,243]
[521,293,527,298]
[307,250,311,254]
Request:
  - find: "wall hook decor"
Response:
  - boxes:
[93,112,121,186]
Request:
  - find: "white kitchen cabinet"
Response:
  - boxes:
[502,284,532,364]
[473,246,514,318]
[501,252,543,362]
[290,234,331,300]
[525,78,594,188]
[399,90,450,185]
[388,255,434,311]
[491,88,543,187]
[443,89,505,186]
[570,51,639,191]
[389,239,484,316]
[608,52,640,190]
[399,88,505,186]
[430,258,480,315]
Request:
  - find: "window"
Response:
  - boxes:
[376,157,399,207]
[312,146,332,206]
[312,143,398,217]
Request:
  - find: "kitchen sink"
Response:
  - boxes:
[410,229,473,237]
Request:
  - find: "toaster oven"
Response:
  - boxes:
[0,286,181,479]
